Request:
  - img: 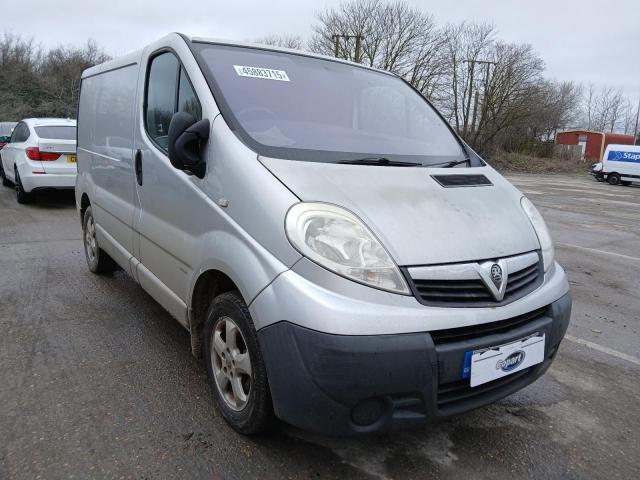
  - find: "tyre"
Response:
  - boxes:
[621,180,632,186]
[595,176,605,183]
[203,291,273,434]
[15,168,31,204]
[82,206,117,274]
[0,160,11,187]
[608,173,621,185]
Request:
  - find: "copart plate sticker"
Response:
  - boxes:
[234,65,290,81]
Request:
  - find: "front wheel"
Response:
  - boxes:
[203,291,273,434]
[82,206,117,274]
[608,173,621,185]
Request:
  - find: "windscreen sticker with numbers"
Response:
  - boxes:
[234,65,290,82]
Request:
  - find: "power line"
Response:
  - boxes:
[633,96,640,144]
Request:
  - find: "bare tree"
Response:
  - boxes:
[0,32,43,120]
[308,0,381,63]
[439,22,495,135]
[278,0,636,151]
[583,83,596,130]
[38,40,110,117]
[524,80,583,142]
[621,98,636,135]
[309,0,447,96]
[0,32,109,119]
[253,34,304,50]
[470,41,545,151]
[590,87,625,132]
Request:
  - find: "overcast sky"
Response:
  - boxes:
[4,0,639,100]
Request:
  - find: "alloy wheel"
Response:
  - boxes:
[85,214,97,264]
[210,316,252,411]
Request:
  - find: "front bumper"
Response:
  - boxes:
[259,291,571,436]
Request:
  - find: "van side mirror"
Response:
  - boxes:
[168,112,209,178]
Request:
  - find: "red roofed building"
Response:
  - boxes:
[555,130,635,161]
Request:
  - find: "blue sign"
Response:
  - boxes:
[607,150,640,163]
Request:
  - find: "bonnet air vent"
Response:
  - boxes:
[430,174,493,188]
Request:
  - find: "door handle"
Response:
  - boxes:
[134,149,143,186]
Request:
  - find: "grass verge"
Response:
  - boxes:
[487,151,591,175]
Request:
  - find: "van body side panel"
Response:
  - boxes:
[133,40,213,304]
[133,113,296,308]
[136,262,188,327]
[185,115,303,307]
[78,63,139,275]
[133,37,300,308]
[603,144,640,180]
[204,118,302,269]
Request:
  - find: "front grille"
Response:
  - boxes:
[429,306,548,345]
[408,256,543,307]
[437,367,534,411]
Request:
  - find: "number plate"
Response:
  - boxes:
[465,333,545,387]
[67,155,77,163]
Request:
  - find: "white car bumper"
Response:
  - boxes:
[20,171,76,192]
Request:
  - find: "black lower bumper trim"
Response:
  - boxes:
[258,291,572,436]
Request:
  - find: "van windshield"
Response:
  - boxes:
[194,43,468,165]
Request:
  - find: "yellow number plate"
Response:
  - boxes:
[67,155,77,163]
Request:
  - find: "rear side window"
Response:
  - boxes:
[145,52,201,153]
[35,126,76,140]
[11,123,29,143]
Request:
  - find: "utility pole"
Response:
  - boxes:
[331,34,363,63]
[462,59,497,135]
[634,95,640,145]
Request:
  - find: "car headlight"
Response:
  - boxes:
[521,197,555,272]
[285,202,410,294]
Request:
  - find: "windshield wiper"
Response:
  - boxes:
[427,159,471,168]
[338,157,421,167]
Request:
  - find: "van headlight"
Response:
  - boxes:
[285,202,410,294]
[521,197,555,272]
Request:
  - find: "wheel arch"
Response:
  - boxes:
[188,268,241,358]
[185,228,295,357]
[79,193,91,222]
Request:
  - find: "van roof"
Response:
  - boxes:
[604,143,640,152]
[82,33,395,79]
[82,49,142,79]
[187,34,395,76]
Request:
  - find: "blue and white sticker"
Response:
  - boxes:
[607,150,640,163]
[234,65,290,81]
[462,351,472,379]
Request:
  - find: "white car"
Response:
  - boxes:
[0,118,77,203]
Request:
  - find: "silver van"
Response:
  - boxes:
[76,33,571,436]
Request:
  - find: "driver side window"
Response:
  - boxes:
[145,52,202,153]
